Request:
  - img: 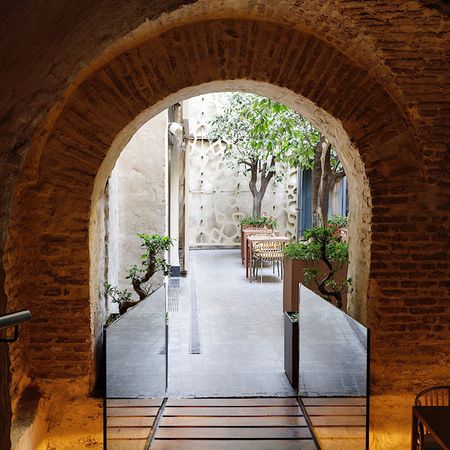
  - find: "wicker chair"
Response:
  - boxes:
[414,386,450,450]
[241,228,275,264]
[252,240,285,282]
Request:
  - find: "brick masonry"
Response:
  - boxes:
[0,2,449,449]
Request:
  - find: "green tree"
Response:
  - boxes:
[209,93,320,216]
[311,138,346,227]
[105,233,173,316]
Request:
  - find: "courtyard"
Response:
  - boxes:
[107,249,366,399]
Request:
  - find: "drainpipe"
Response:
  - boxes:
[168,111,184,277]
[296,169,303,240]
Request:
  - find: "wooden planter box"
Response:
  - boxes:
[284,311,299,389]
[283,257,348,312]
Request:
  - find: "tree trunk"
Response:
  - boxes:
[248,161,274,217]
[312,136,325,227]
[317,141,332,226]
[252,193,263,216]
[119,300,139,315]
[250,167,274,217]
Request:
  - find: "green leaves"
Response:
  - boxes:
[328,215,348,228]
[103,282,132,304]
[283,224,350,308]
[137,233,173,267]
[208,92,320,174]
[239,215,277,228]
[104,233,173,309]
[283,241,320,260]
[285,226,349,263]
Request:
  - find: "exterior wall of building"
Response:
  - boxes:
[107,111,168,312]
[185,93,347,247]
[186,93,298,247]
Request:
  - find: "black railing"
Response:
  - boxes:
[0,310,32,342]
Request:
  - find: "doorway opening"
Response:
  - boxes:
[100,90,369,449]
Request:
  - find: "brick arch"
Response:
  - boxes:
[6,18,428,446]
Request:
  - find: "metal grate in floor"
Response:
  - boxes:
[189,254,202,354]
[167,278,180,312]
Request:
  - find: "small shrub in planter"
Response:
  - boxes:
[240,215,277,229]
[104,233,173,316]
[283,224,351,310]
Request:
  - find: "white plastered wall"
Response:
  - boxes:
[186,93,298,247]
[107,111,168,311]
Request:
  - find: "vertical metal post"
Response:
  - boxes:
[165,283,169,393]
[296,169,303,240]
[103,325,107,450]
[366,328,371,450]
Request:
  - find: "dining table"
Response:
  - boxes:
[411,406,450,450]
[242,228,276,265]
[246,234,290,283]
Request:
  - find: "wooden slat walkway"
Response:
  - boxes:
[106,396,367,449]
[151,397,317,450]
[106,398,162,450]
[302,397,367,450]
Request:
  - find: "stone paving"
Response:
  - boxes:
[107,248,367,399]
[168,249,295,397]
[106,286,167,398]
[299,289,367,397]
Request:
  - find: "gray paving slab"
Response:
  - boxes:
[106,248,367,399]
[168,249,295,397]
[106,286,167,398]
[299,285,368,397]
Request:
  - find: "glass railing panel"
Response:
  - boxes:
[298,285,369,449]
[106,284,167,398]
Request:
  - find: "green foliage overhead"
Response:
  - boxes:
[208,92,320,177]
[240,216,277,228]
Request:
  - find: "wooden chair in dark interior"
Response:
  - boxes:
[414,386,450,450]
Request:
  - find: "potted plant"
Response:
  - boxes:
[284,311,299,389]
[282,224,350,312]
[104,233,173,318]
[240,215,277,230]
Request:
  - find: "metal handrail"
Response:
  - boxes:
[0,310,32,342]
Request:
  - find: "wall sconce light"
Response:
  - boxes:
[0,310,32,343]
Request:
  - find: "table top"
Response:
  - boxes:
[413,406,450,448]
[247,235,290,242]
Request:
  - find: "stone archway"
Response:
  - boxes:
[3,13,446,450]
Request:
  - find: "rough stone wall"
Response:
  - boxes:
[0,264,11,450]
[0,2,448,449]
[106,111,167,311]
[4,17,420,377]
[186,94,297,247]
